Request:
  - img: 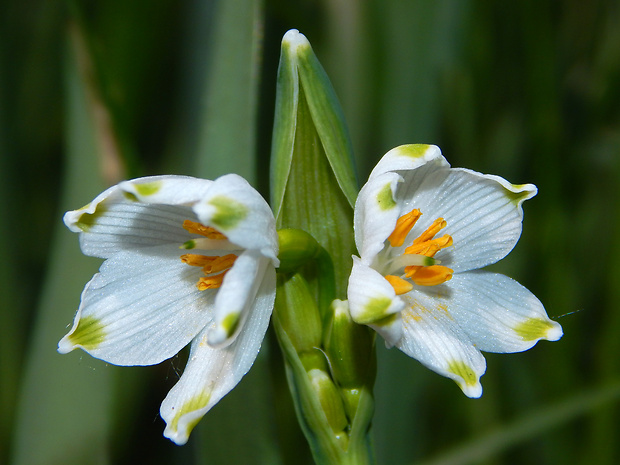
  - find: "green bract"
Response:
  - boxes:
[269,30,376,465]
[270,29,358,298]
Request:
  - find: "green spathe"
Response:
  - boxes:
[277,228,321,273]
[270,29,358,217]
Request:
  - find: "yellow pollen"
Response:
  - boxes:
[182,219,227,240]
[384,275,415,295]
[196,270,229,291]
[387,209,422,247]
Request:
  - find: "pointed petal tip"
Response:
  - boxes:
[163,426,190,446]
[446,360,484,398]
[546,320,563,341]
[207,327,231,348]
[461,382,483,399]
[371,313,403,347]
[57,335,75,354]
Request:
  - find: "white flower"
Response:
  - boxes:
[58,173,279,444]
[347,144,562,397]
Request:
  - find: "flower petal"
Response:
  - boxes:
[58,245,216,366]
[193,174,279,264]
[119,176,214,205]
[160,265,276,445]
[347,256,405,343]
[397,289,486,397]
[208,251,271,347]
[398,167,536,272]
[353,171,403,261]
[368,144,449,180]
[64,176,214,259]
[438,271,562,352]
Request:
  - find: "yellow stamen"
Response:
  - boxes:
[408,265,453,286]
[384,275,415,295]
[181,253,238,274]
[384,209,454,290]
[180,220,236,290]
[196,270,228,291]
[405,234,453,257]
[182,219,227,240]
[202,254,237,274]
[412,217,447,245]
[387,209,422,247]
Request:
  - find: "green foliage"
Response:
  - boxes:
[3,0,620,464]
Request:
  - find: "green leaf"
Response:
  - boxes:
[418,380,620,465]
[193,0,264,185]
[11,35,114,465]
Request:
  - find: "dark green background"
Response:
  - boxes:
[2,1,619,464]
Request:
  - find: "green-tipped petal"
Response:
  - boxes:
[348,257,404,344]
[194,174,279,265]
[161,265,276,445]
[353,171,403,261]
[397,167,538,273]
[208,252,270,348]
[57,246,215,366]
[368,144,449,180]
[397,296,485,398]
[439,271,562,352]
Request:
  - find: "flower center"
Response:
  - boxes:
[180,220,238,291]
[383,209,453,294]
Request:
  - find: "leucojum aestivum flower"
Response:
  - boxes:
[347,144,562,397]
[58,174,279,445]
[58,28,563,459]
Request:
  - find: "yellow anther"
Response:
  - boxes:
[181,254,212,267]
[408,265,453,286]
[202,254,237,274]
[384,275,415,295]
[384,210,454,291]
[181,253,237,274]
[182,219,227,240]
[405,234,453,257]
[387,209,422,247]
[412,217,447,245]
[196,271,228,291]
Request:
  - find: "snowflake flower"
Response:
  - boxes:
[58,174,279,443]
[347,144,562,397]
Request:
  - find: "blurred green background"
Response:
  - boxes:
[2,0,619,464]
